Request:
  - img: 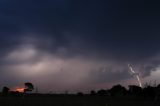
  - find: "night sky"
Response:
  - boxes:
[1,0,160,93]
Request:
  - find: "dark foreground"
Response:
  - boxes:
[0,95,160,106]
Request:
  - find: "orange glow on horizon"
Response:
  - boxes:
[15,88,25,93]
[12,88,25,93]
[16,88,25,93]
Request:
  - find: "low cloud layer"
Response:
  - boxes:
[0,36,160,92]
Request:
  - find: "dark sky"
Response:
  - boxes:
[0,0,160,93]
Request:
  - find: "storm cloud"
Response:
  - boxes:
[0,0,160,92]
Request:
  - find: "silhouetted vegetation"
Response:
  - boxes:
[24,82,34,93]
[0,84,160,106]
[109,84,127,96]
[128,85,143,96]
[90,90,96,96]
[1,84,160,99]
[2,86,9,97]
[97,89,109,96]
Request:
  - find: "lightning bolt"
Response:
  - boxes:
[128,64,142,88]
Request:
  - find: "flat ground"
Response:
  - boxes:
[0,95,159,106]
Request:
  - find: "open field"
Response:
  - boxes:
[0,95,160,106]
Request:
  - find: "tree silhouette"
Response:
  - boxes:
[97,89,109,96]
[109,84,127,96]
[2,86,10,96]
[90,90,96,96]
[24,82,34,93]
[128,85,142,96]
[155,84,160,101]
[143,86,155,98]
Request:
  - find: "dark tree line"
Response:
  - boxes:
[89,84,160,100]
[1,83,160,100]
